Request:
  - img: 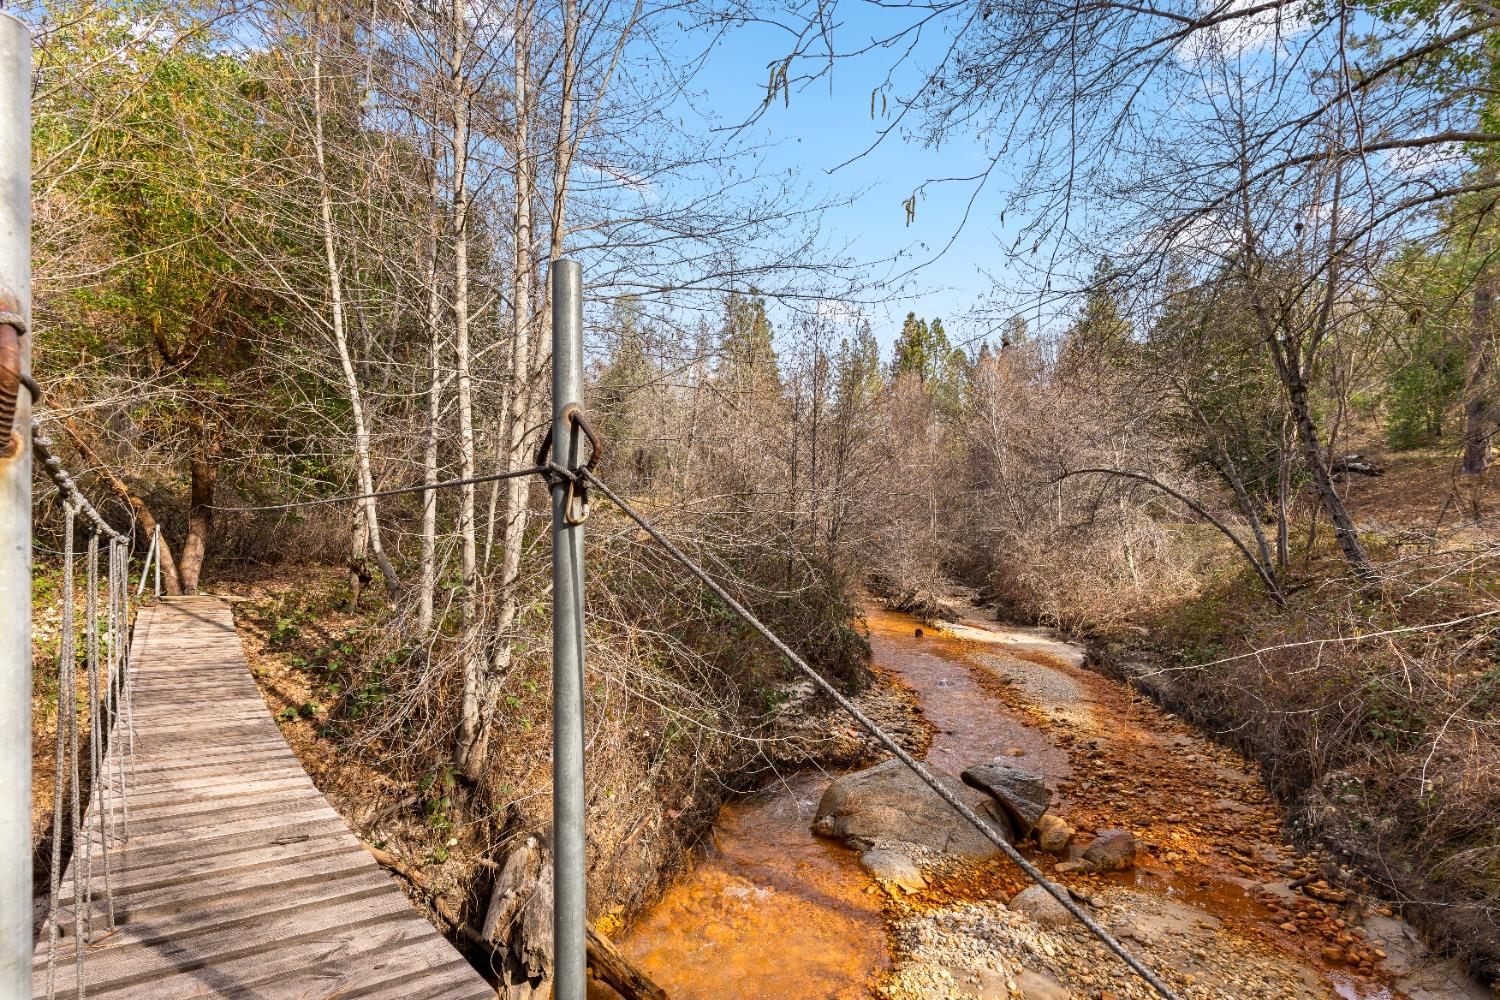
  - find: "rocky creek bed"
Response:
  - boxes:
[611,606,1492,1000]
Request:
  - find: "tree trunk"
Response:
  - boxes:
[419,148,444,635]
[349,515,370,609]
[476,0,539,776]
[60,417,184,596]
[178,433,218,594]
[1461,259,1496,518]
[1283,359,1374,579]
[1276,415,1292,570]
[312,33,400,595]
[449,0,484,782]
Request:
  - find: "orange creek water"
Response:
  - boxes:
[610,607,1474,1000]
[612,607,1065,1000]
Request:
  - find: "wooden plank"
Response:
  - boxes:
[37,869,394,963]
[85,913,441,1000]
[38,880,416,995]
[32,599,492,999]
[74,805,345,856]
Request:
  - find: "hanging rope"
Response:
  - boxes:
[32,421,137,1000]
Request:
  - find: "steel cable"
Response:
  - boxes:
[207,465,552,513]
[43,502,75,1000]
[579,467,1183,1000]
[81,532,99,950]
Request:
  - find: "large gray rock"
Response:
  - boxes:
[812,759,1008,857]
[960,759,1050,838]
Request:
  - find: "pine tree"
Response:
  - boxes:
[719,289,781,397]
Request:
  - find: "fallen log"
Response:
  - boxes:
[587,926,667,1000]
[1332,454,1386,478]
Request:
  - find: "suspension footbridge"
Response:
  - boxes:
[31,597,493,1000]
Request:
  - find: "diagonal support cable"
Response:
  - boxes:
[579,466,1183,1000]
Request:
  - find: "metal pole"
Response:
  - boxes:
[549,259,587,1000]
[0,14,32,995]
[153,525,161,599]
[137,524,158,598]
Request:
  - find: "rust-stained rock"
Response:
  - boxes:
[1082,829,1140,872]
[1035,814,1073,854]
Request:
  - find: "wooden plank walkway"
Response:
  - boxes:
[33,596,494,1000]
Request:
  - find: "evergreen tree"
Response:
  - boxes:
[719,289,781,397]
[891,312,933,382]
[594,296,666,481]
[1379,247,1470,450]
[892,312,968,412]
[1059,259,1134,375]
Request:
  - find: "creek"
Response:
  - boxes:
[606,606,1477,1000]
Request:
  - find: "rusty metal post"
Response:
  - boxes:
[0,13,33,995]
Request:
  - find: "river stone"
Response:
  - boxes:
[859,848,927,892]
[1082,829,1140,872]
[1035,814,1073,853]
[1008,884,1073,927]
[812,759,1009,857]
[960,759,1050,838]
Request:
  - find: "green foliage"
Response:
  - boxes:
[1377,239,1481,451]
[1362,681,1428,751]
[718,290,782,396]
[595,297,668,483]
[832,323,884,412]
[1059,259,1135,374]
[420,767,458,837]
[1147,270,1290,507]
[890,312,968,413]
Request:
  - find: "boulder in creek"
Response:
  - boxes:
[812,758,1010,857]
[859,848,927,892]
[1008,884,1074,928]
[960,759,1050,839]
[1082,828,1141,872]
[1034,814,1073,854]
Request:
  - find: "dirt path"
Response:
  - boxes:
[614,607,1488,1000]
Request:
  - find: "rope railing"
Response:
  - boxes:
[32,418,137,1000]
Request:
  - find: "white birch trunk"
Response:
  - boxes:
[312,32,398,593]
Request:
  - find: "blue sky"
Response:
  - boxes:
[678,7,1025,353]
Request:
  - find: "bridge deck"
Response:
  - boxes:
[33,597,493,1000]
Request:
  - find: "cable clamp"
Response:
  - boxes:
[533,406,604,525]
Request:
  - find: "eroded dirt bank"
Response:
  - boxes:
[613,606,1490,1000]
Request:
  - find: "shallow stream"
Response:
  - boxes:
[611,607,1065,999]
[607,607,1473,1000]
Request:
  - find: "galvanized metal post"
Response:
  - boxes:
[137,524,157,598]
[0,14,32,995]
[550,259,587,1000]
[153,525,161,599]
